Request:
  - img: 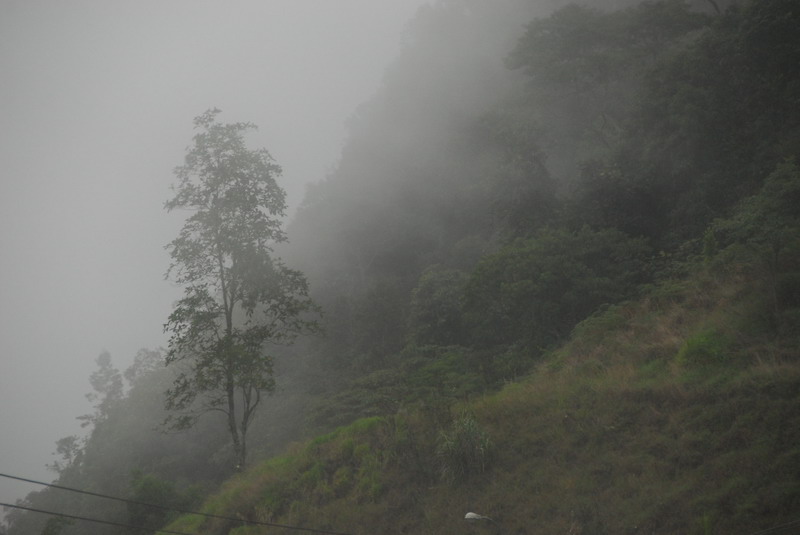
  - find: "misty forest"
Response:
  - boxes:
[4,0,800,533]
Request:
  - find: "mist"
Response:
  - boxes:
[3,0,796,532]
[0,0,428,507]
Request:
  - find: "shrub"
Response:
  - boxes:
[463,227,651,349]
[436,412,492,483]
[675,329,733,368]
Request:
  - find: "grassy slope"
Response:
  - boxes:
[166,258,800,535]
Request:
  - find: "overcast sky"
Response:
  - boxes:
[0,0,428,507]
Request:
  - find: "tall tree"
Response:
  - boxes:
[163,109,318,470]
[77,351,123,429]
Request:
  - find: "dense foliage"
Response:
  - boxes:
[5,0,799,533]
[288,0,800,426]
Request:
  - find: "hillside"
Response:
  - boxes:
[161,0,800,532]
[4,0,799,533]
[164,245,800,534]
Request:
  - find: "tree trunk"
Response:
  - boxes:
[238,429,247,471]
[226,377,244,472]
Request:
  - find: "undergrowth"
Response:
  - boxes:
[165,255,800,535]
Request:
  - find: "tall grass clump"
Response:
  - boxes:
[436,411,492,483]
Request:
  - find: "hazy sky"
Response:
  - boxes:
[0,0,428,507]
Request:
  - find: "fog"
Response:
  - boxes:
[0,0,428,507]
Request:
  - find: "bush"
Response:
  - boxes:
[436,412,492,483]
[463,227,652,349]
[675,329,734,368]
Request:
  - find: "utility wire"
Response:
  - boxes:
[0,502,195,535]
[0,472,352,535]
[6,472,800,535]
[748,518,800,535]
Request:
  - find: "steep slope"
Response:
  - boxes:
[164,240,800,534]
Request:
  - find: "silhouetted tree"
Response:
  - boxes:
[78,352,123,427]
[163,109,318,470]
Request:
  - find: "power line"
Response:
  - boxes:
[0,472,352,535]
[749,518,800,535]
[7,471,799,535]
[0,502,194,535]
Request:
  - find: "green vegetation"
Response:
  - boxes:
[436,411,493,483]
[158,1,798,532]
[7,0,799,534]
[164,241,800,533]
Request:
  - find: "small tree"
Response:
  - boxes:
[163,109,318,470]
[77,351,123,429]
[47,435,84,476]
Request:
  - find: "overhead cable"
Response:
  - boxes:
[748,518,800,535]
[0,472,352,535]
[6,473,799,535]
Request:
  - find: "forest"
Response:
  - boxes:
[4,0,800,533]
